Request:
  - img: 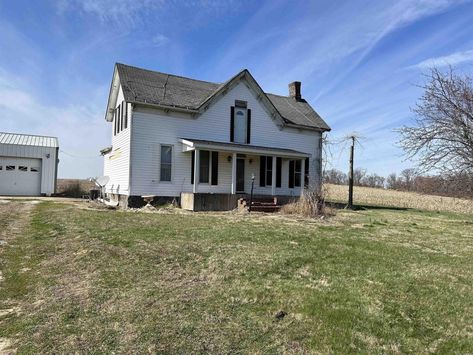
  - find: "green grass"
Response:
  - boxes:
[1,201,473,353]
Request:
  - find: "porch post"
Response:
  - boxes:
[300,157,305,197]
[193,149,200,193]
[271,155,277,196]
[231,152,237,194]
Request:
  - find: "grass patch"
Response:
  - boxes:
[0,201,472,353]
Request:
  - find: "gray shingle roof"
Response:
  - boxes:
[0,132,59,148]
[116,63,330,131]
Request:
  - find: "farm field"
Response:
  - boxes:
[325,183,473,214]
[1,197,472,353]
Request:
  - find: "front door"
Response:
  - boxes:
[236,157,245,192]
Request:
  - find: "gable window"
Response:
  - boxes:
[160,145,172,182]
[288,160,302,188]
[230,101,251,144]
[259,156,273,187]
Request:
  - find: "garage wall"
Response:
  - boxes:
[0,143,58,195]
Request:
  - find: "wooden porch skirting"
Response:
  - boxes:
[181,192,299,212]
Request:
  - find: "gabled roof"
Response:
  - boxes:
[107,63,330,131]
[0,132,59,148]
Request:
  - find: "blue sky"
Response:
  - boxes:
[1,0,473,178]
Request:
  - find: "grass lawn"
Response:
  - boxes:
[1,201,472,353]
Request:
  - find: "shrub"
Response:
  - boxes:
[281,188,328,218]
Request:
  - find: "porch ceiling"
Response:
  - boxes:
[180,138,309,158]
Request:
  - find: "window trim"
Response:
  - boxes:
[159,144,173,182]
[260,156,274,187]
[192,150,218,186]
[289,159,303,188]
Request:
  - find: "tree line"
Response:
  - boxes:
[324,168,473,199]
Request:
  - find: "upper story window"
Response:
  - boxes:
[113,101,128,136]
[230,101,251,144]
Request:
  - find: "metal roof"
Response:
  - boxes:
[0,132,59,148]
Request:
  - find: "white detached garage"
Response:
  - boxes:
[0,132,59,196]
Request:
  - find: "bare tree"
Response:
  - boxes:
[399,67,473,173]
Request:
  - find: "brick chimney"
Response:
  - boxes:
[288,81,302,101]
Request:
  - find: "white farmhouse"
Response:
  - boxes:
[0,132,59,196]
[101,63,330,210]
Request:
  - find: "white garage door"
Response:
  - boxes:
[0,156,42,196]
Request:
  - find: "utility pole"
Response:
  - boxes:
[347,135,355,209]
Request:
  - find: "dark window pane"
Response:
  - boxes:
[199,150,210,183]
[276,157,282,188]
[19,166,27,172]
[211,151,218,185]
[6,165,15,171]
[161,146,172,164]
[160,145,172,181]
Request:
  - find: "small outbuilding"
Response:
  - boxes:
[0,132,59,196]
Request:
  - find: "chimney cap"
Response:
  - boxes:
[289,81,302,101]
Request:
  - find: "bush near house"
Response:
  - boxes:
[56,179,95,198]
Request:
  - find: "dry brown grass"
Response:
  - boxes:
[56,179,95,198]
[325,184,473,214]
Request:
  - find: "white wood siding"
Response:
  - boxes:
[103,86,132,195]
[0,143,57,195]
[128,81,322,197]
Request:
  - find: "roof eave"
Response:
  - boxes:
[284,122,331,132]
[131,101,200,114]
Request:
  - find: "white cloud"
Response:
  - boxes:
[152,33,169,47]
[0,72,108,178]
[411,49,473,69]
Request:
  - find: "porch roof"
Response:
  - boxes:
[180,138,309,158]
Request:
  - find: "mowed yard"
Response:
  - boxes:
[0,198,472,353]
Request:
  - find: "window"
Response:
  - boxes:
[30,167,39,172]
[211,151,218,185]
[304,157,309,188]
[199,150,210,183]
[0,166,2,171]
[6,165,15,171]
[276,157,282,188]
[120,101,124,132]
[113,109,117,136]
[230,102,251,144]
[124,102,128,129]
[191,150,218,185]
[160,145,172,181]
[18,166,28,172]
[259,156,273,187]
[288,159,302,188]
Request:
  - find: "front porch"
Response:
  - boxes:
[180,138,310,211]
[181,137,309,193]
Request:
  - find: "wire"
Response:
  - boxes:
[59,149,101,159]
